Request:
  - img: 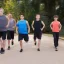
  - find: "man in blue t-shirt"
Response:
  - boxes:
[16,14,30,52]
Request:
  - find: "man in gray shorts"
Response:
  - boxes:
[0,8,8,54]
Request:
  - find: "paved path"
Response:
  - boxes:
[0,34,64,64]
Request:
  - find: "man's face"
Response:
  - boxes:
[8,14,12,18]
[36,15,40,20]
[0,9,3,15]
[20,15,24,20]
[54,17,58,21]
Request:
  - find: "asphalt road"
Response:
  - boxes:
[0,34,64,64]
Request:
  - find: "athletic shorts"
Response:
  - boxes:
[7,30,14,40]
[18,34,29,42]
[34,32,42,40]
[0,31,7,40]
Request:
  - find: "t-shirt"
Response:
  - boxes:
[33,20,43,33]
[51,21,61,32]
[16,20,28,34]
[0,15,8,31]
[8,18,15,31]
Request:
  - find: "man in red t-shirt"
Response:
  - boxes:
[50,15,62,51]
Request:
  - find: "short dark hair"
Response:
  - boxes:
[21,13,24,16]
[53,15,59,18]
[36,14,41,16]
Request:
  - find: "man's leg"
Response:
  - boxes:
[11,39,14,45]
[34,39,36,45]
[37,39,41,51]
[11,31,14,45]
[7,31,11,50]
[24,34,29,43]
[20,40,23,52]
[20,40,22,49]
[19,34,23,52]
[0,38,1,49]
[8,40,11,50]
[0,39,6,54]
[37,32,42,51]
[34,33,37,45]
[0,32,2,50]
[1,31,7,53]
[0,38,2,48]
[2,40,6,50]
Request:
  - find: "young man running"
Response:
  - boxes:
[16,14,30,52]
[7,13,16,50]
[32,14,45,51]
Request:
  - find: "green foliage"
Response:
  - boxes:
[0,0,64,35]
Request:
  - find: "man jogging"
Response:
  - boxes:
[16,14,30,52]
[32,14,45,51]
[0,8,8,54]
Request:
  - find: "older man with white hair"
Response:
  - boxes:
[0,8,8,54]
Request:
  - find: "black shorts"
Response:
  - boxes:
[7,30,14,40]
[34,32,42,40]
[0,31,7,40]
[18,34,29,42]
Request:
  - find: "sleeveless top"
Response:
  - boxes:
[16,20,28,34]
[51,21,61,32]
[0,15,8,31]
[8,18,15,31]
[34,20,43,33]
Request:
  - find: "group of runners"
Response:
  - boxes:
[0,8,62,54]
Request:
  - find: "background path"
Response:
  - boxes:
[0,34,64,64]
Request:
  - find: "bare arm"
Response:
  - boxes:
[59,22,62,31]
[31,21,34,30]
[41,21,45,31]
[13,19,16,29]
[6,16,9,28]
[16,21,19,34]
[26,21,30,33]
[50,22,53,30]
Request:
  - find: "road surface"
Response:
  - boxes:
[0,34,64,64]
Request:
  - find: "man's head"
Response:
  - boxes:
[36,14,41,21]
[53,15,59,21]
[0,8,4,15]
[20,14,24,20]
[8,13,13,19]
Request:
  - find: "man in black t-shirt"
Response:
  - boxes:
[32,14,45,51]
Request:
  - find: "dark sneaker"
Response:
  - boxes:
[11,41,14,45]
[8,46,10,50]
[34,42,36,45]
[20,49,23,52]
[1,48,5,54]
[55,47,58,51]
[0,50,1,53]
[37,48,40,51]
